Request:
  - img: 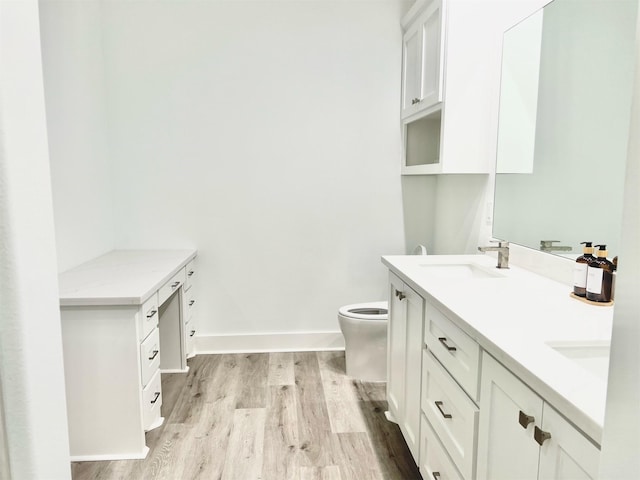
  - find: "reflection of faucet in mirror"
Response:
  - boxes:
[540,240,572,253]
[478,241,510,269]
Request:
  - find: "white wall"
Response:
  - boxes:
[96,0,407,342]
[0,0,71,477]
[599,8,640,474]
[39,0,115,272]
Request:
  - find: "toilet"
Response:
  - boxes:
[338,301,388,382]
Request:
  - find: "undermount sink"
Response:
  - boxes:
[418,263,504,279]
[546,341,610,382]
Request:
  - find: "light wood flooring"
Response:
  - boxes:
[71,351,421,480]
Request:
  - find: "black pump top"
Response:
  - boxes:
[580,241,593,247]
[595,244,607,250]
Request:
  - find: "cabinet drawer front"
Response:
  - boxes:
[185,288,195,322]
[422,351,478,480]
[158,268,186,306]
[420,414,464,480]
[140,292,159,341]
[185,319,196,358]
[142,369,162,431]
[184,259,196,291]
[425,303,480,400]
[140,327,161,387]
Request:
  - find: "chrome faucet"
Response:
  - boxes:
[478,241,510,269]
[540,240,572,252]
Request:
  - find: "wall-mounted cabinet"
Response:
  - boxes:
[401,0,444,119]
[400,0,510,174]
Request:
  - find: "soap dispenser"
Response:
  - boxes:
[586,245,614,303]
[573,241,595,297]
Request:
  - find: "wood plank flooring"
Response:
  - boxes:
[71,351,421,480]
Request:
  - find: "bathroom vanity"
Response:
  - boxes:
[58,249,197,461]
[383,254,611,480]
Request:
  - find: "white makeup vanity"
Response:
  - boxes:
[58,249,197,461]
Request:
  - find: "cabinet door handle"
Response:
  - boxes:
[518,410,535,429]
[146,309,157,319]
[438,337,456,352]
[171,281,180,289]
[189,300,195,306]
[432,473,441,480]
[395,289,406,300]
[148,350,159,361]
[435,401,452,419]
[188,270,194,277]
[150,392,161,404]
[534,426,551,445]
[190,330,196,337]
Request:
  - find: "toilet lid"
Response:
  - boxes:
[339,301,388,320]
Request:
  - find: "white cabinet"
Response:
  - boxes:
[58,250,197,461]
[387,272,425,462]
[401,0,443,119]
[477,352,600,480]
[183,258,197,358]
[401,0,518,174]
[421,302,480,480]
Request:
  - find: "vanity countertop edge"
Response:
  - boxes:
[382,254,613,445]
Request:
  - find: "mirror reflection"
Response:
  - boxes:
[493,0,637,257]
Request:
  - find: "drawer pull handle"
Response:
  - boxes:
[171,281,180,289]
[438,337,456,352]
[150,392,160,404]
[188,270,194,277]
[518,410,535,429]
[395,289,406,300]
[146,309,157,319]
[189,300,195,306]
[435,401,452,419]
[432,473,441,480]
[534,426,551,446]
[148,350,159,361]
[190,330,196,337]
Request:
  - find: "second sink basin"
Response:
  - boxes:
[418,263,504,279]
[546,341,610,382]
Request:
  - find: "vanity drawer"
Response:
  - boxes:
[422,350,478,480]
[420,414,464,480]
[158,268,186,306]
[140,293,159,341]
[184,259,196,291]
[425,302,481,401]
[140,327,161,387]
[142,369,163,431]
[185,288,196,322]
[185,319,196,358]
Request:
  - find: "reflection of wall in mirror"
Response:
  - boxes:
[493,0,637,257]
[496,9,543,174]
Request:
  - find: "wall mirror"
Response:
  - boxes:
[492,0,637,258]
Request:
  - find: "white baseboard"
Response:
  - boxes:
[195,331,345,354]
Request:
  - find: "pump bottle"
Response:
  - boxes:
[586,245,614,303]
[573,241,595,297]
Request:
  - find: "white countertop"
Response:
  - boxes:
[59,249,197,307]
[382,254,613,445]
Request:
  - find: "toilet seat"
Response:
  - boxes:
[338,301,388,320]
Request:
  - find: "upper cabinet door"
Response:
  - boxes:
[402,22,422,116]
[419,1,443,110]
[401,0,443,120]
